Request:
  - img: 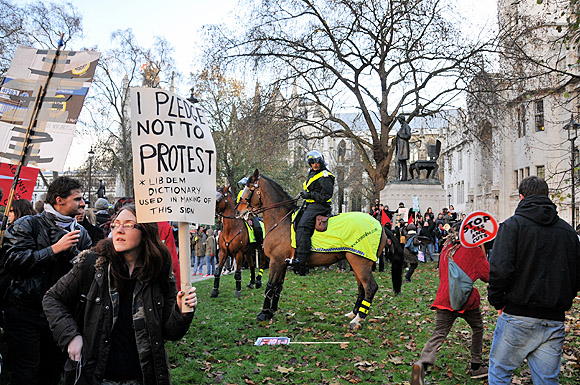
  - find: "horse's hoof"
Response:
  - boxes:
[210,289,219,298]
[345,311,356,320]
[257,310,273,321]
[348,321,360,330]
[234,290,242,298]
[255,282,262,289]
[247,283,255,289]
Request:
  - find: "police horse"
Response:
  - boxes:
[213,185,267,298]
[237,170,388,329]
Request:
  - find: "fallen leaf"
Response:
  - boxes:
[275,366,295,374]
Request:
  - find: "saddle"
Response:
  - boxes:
[292,207,330,233]
[315,215,329,232]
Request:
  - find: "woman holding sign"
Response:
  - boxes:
[42,204,196,385]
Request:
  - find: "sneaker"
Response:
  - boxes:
[204,274,210,277]
[470,365,488,379]
[410,362,425,385]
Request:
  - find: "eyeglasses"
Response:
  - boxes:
[110,222,141,231]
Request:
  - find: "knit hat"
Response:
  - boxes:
[95,198,109,210]
[406,223,417,231]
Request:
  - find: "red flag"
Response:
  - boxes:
[408,212,413,224]
[381,211,391,226]
[0,162,39,205]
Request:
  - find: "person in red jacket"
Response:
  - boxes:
[410,228,490,384]
[157,221,181,289]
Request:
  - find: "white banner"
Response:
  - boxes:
[0,46,99,171]
[131,87,216,224]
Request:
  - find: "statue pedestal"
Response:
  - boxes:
[380,179,447,215]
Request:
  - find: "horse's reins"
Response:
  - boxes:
[239,179,299,240]
[216,189,244,247]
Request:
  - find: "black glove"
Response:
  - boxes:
[300,191,311,199]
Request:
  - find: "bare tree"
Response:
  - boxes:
[0,0,83,75]
[83,29,178,196]
[210,0,495,195]
[192,64,303,194]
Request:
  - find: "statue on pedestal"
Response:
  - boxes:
[96,180,106,198]
[396,115,412,181]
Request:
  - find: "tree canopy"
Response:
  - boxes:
[212,0,496,194]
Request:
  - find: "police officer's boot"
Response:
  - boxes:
[286,253,309,276]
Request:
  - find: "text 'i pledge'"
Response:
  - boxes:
[134,90,215,175]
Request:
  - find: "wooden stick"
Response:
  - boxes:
[178,222,194,313]
[290,341,349,345]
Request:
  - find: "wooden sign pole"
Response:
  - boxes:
[178,222,193,313]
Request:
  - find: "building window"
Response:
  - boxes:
[514,170,519,189]
[458,150,462,171]
[525,167,530,177]
[536,165,545,179]
[517,105,526,138]
[534,100,544,132]
[448,155,452,172]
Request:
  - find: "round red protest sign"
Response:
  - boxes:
[459,211,498,248]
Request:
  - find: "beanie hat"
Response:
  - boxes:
[406,223,417,231]
[95,198,109,210]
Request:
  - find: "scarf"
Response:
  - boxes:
[43,203,77,231]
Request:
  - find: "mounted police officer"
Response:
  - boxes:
[237,176,264,246]
[236,177,248,203]
[291,150,335,276]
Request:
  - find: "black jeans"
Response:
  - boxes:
[4,305,66,385]
[295,204,330,260]
[405,262,418,282]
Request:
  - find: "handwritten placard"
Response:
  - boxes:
[460,211,498,248]
[131,88,216,224]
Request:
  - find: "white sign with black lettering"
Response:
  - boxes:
[131,87,216,224]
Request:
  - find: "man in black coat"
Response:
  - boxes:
[291,150,334,276]
[488,176,580,383]
[3,176,92,385]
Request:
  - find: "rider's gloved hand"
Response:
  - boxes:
[300,191,311,199]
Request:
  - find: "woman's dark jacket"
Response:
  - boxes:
[42,250,194,385]
[4,211,92,312]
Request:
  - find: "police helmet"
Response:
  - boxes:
[305,150,324,166]
[238,177,249,187]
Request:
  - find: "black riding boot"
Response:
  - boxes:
[286,253,309,276]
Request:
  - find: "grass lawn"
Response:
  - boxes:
[167,263,580,384]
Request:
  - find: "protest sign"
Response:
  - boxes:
[460,211,498,248]
[130,87,216,224]
[0,46,100,171]
[412,196,420,212]
[254,337,348,346]
[0,163,39,205]
[398,207,409,222]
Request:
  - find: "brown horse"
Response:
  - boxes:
[213,185,266,298]
[237,170,387,329]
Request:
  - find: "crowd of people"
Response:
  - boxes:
[0,172,577,385]
[0,177,197,385]
[369,199,465,278]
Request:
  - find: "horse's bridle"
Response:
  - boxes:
[236,177,263,217]
[215,188,237,220]
[236,176,300,240]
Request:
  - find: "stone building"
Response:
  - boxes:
[444,0,579,223]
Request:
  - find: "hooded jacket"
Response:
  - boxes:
[489,195,580,321]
